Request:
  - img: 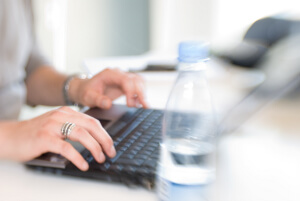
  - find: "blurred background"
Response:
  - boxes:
[32,0,300,73]
[26,0,300,129]
[15,1,300,200]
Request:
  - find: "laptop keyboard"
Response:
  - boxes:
[82,108,163,176]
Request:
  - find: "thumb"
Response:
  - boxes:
[97,95,112,109]
[82,89,112,109]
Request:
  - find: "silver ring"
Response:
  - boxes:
[61,122,76,139]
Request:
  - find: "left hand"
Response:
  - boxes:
[69,68,149,109]
[0,106,116,171]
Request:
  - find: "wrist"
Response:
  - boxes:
[63,74,89,106]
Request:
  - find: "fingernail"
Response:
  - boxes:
[110,146,116,157]
[82,161,89,171]
[99,152,105,162]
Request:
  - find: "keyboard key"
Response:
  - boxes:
[116,158,144,166]
[101,109,163,178]
[143,159,157,168]
[134,154,149,160]
[98,162,111,171]
[110,164,124,172]
[128,150,139,156]
[109,150,124,163]
[123,165,137,174]
[120,154,135,160]
[140,150,152,156]
[136,167,151,175]
[144,146,156,153]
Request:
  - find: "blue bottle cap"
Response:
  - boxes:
[178,41,209,63]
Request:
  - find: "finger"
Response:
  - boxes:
[95,94,112,109]
[83,89,112,109]
[76,114,116,158]
[133,78,149,108]
[68,126,105,163]
[120,74,139,107]
[53,109,116,158]
[100,69,136,107]
[100,69,145,104]
[96,69,148,108]
[123,74,148,108]
[45,136,89,171]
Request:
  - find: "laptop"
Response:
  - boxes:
[26,39,300,189]
[26,104,164,190]
[25,75,300,190]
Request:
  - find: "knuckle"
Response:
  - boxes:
[49,108,67,118]
[87,117,100,127]
[103,68,112,74]
[59,106,71,112]
[76,126,86,135]
[49,110,61,118]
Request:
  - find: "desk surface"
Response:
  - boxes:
[4,67,300,201]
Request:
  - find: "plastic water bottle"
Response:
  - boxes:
[157,41,216,201]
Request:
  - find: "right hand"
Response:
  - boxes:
[0,106,116,171]
[69,68,149,110]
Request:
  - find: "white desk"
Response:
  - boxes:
[3,64,300,201]
[216,97,300,201]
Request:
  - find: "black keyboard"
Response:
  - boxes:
[82,108,163,177]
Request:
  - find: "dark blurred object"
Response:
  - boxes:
[219,34,300,135]
[217,16,300,135]
[222,40,268,68]
[131,64,176,72]
[219,16,300,68]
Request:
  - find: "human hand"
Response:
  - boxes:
[0,107,115,171]
[69,68,149,109]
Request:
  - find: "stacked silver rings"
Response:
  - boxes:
[61,122,76,139]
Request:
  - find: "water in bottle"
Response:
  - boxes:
[157,41,216,201]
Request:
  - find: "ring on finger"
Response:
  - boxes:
[61,122,76,140]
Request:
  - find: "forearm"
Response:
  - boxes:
[25,66,67,106]
[0,121,20,160]
[25,66,88,106]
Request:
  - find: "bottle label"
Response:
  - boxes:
[157,176,210,201]
[157,176,171,201]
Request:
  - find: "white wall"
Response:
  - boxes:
[150,0,214,55]
[33,0,300,73]
[212,0,300,50]
[32,0,149,73]
[33,0,67,72]
[150,0,300,54]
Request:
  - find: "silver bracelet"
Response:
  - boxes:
[63,74,89,106]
